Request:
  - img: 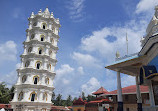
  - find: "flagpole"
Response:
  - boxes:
[126,32,128,55]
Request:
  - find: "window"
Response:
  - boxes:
[42,108,46,111]
[45,77,49,84]
[22,75,27,83]
[43,25,45,29]
[18,92,23,101]
[33,76,39,84]
[125,95,128,101]
[50,38,54,44]
[28,47,32,53]
[33,22,37,26]
[31,93,36,101]
[39,49,42,54]
[25,61,30,67]
[36,62,41,69]
[42,23,47,29]
[47,64,51,70]
[40,35,45,41]
[41,37,44,41]
[43,93,47,101]
[30,34,35,40]
[29,91,37,102]
[34,77,38,84]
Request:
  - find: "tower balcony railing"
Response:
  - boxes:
[115,52,139,62]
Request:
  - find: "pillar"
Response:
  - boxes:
[149,80,155,107]
[136,75,142,111]
[117,71,123,111]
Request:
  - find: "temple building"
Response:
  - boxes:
[92,87,109,97]
[105,5,158,111]
[102,85,149,111]
[10,8,60,111]
[72,97,86,111]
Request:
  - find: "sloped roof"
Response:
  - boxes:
[92,87,108,95]
[51,105,70,110]
[105,85,148,95]
[88,98,112,104]
[73,97,85,105]
[0,104,11,109]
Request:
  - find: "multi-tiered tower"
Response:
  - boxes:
[11,8,60,111]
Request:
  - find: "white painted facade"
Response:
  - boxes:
[11,8,60,111]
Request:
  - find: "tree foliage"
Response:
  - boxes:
[0,82,14,104]
[86,94,96,102]
[82,91,86,100]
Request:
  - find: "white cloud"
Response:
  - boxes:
[121,75,136,87]
[56,64,74,77]
[80,19,147,64]
[0,63,20,88]
[136,0,158,14]
[81,77,101,95]
[0,41,17,64]
[72,52,102,68]
[62,78,70,85]
[77,66,84,75]
[66,0,85,22]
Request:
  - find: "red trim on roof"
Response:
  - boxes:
[51,105,70,110]
[73,97,85,105]
[0,104,11,108]
[88,99,112,103]
[92,87,108,95]
[105,85,148,95]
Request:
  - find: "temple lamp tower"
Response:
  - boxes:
[11,8,60,111]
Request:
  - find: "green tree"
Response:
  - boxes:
[51,92,55,100]
[66,95,72,106]
[0,82,13,104]
[9,86,15,100]
[82,92,86,100]
[86,95,96,102]
[55,94,62,106]
[73,97,77,101]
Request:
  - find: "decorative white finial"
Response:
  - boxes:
[30,12,34,18]
[38,9,42,15]
[44,7,50,14]
[50,12,54,18]
[116,51,120,58]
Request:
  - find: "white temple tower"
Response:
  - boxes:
[11,8,60,111]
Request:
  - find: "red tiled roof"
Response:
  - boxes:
[92,87,108,95]
[88,98,112,104]
[51,105,70,110]
[0,104,11,108]
[67,106,72,109]
[73,97,85,105]
[105,85,149,95]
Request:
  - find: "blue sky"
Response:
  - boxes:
[0,0,158,99]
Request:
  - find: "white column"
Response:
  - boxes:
[26,33,30,42]
[17,76,21,84]
[117,71,123,102]
[24,46,27,55]
[13,90,18,101]
[136,75,142,103]
[149,80,155,107]
[45,48,49,56]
